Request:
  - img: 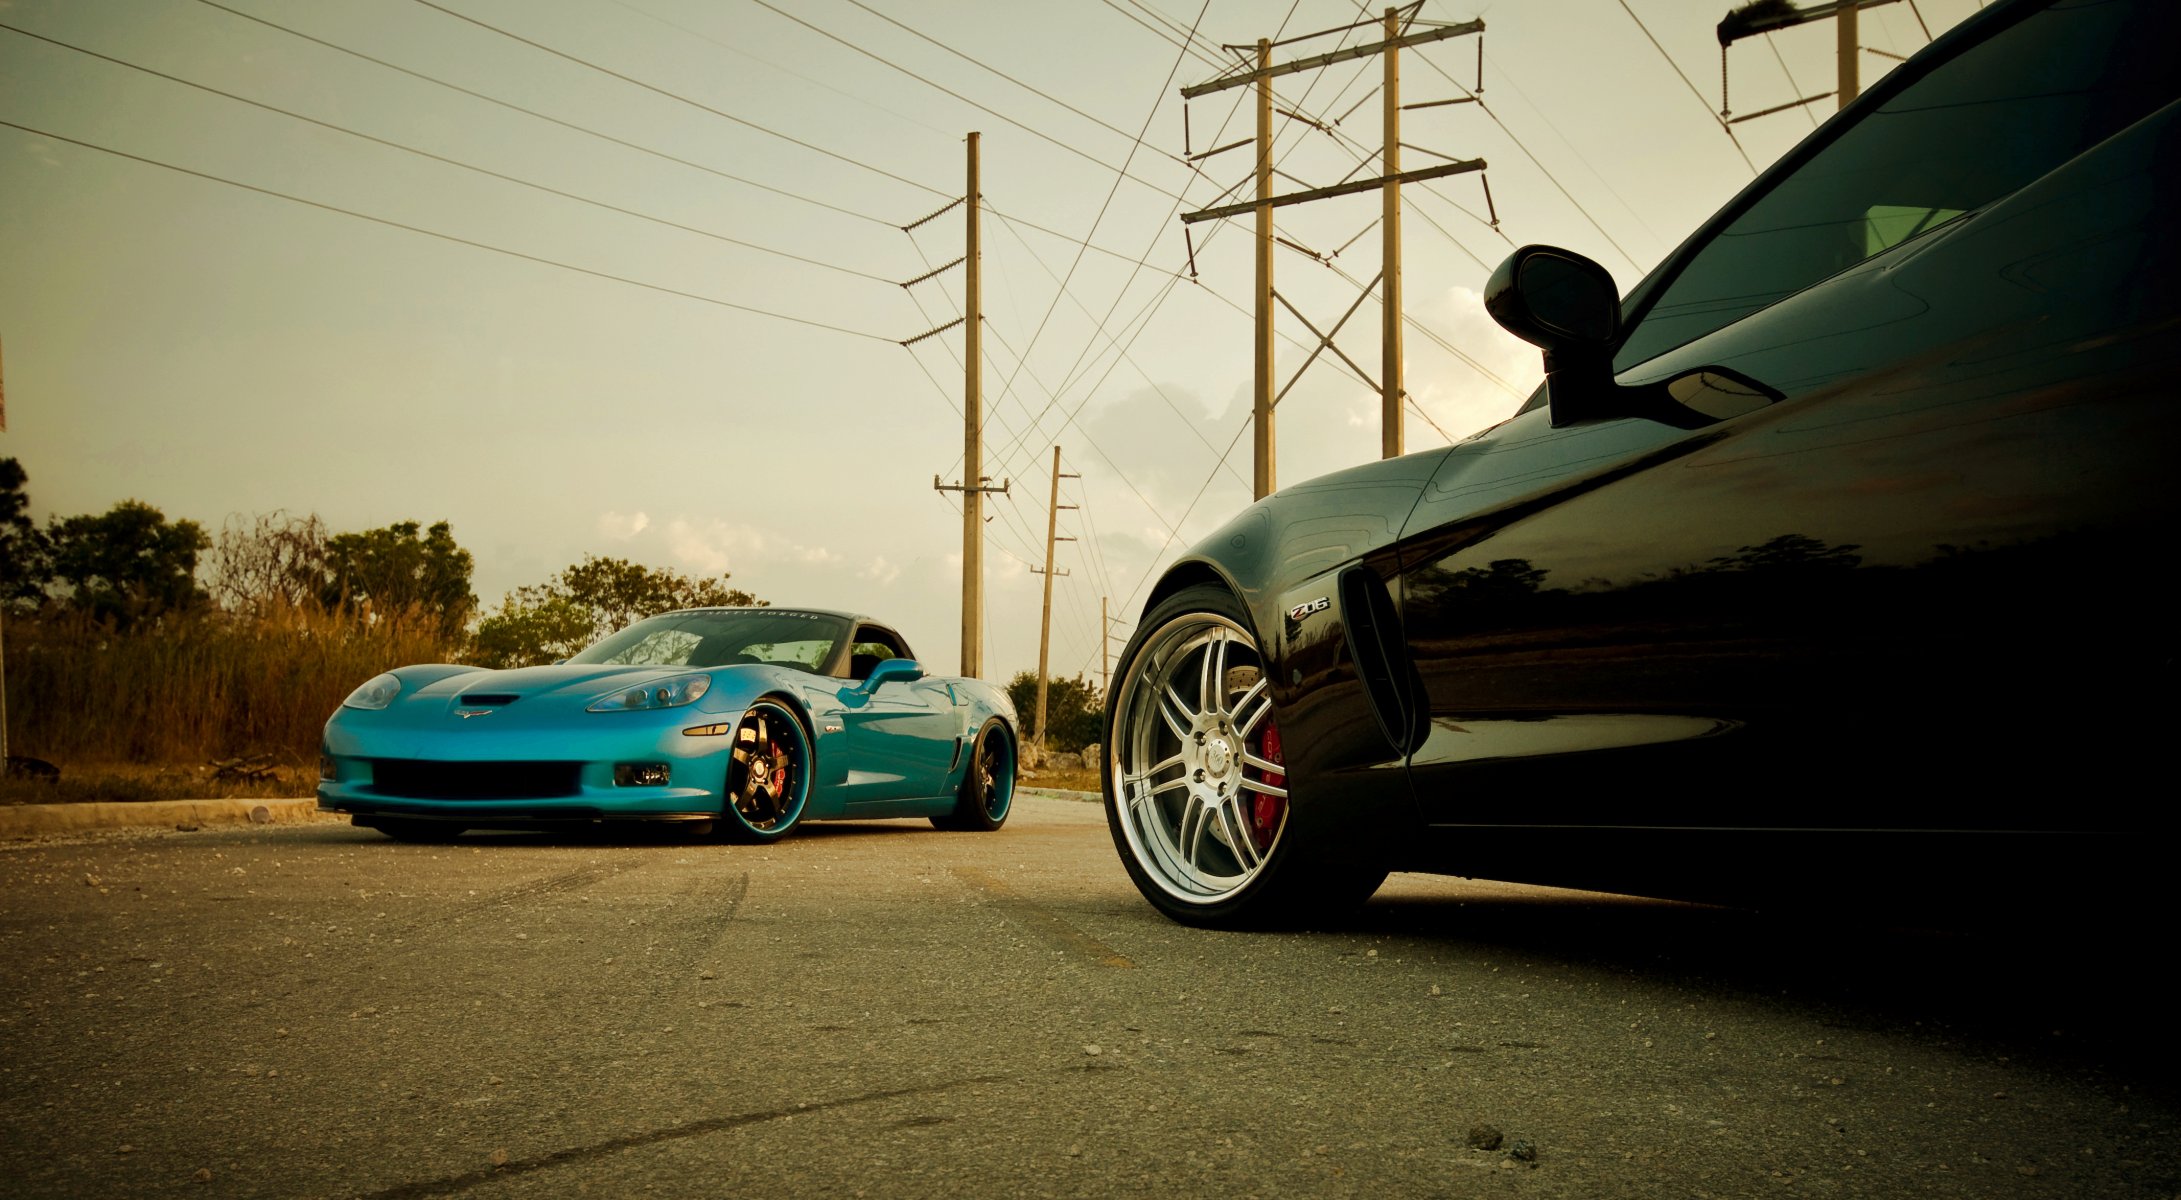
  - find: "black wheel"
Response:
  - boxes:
[366,817,466,843]
[1104,583,1386,928]
[932,718,1016,831]
[720,700,811,843]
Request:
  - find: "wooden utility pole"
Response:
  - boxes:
[1380,8,1404,460]
[1836,0,1859,108]
[1181,11,1484,498]
[1032,446,1077,751]
[962,131,984,679]
[928,134,1007,678]
[1716,1,1904,120]
[1100,596,1110,699]
[1252,38,1276,500]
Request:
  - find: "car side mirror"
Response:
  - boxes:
[1485,245,1624,427]
[861,658,925,690]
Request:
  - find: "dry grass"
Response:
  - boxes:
[3,605,458,772]
[1022,765,1101,794]
[1,761,316,806]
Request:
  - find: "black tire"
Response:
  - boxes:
[1104,583,1387,928]
[719,700,812,843]
[366,817,467,843]
[931,718,1016,832]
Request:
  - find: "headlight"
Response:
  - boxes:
[588,673,712,712]
[342,673,402,710]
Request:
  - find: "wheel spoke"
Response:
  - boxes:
[1215,801,1260,870]
[1237,775,1288,799]
[1240,750,1283,775]
[1158,686,1194,741]
[1180,795,1211,869]
[1231,682,1271,736]
[1203,630,1229,715]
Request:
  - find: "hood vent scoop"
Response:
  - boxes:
[458,693,520,706]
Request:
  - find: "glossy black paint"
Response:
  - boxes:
[1130,0,2178,902]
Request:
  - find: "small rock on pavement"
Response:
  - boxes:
[194,1168,213,1184]
[1466,1124,1503,1151]
[1508,1139,1538,1164]
[249,805,271,824]
[489,1148,509,1168]
[1083,1044,1102,1056]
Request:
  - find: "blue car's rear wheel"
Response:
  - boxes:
[932,717,1015,831]
[720,700,810,842]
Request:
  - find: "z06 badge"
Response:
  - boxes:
[1287,596,1330,622]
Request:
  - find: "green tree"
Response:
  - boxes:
[470,555,764,669]
[0,458,46,607]
[1004,671,1104,753]
[43,499,210,627]
[319,520,476,638]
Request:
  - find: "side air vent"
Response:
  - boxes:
[1338,566,1420,757]
[458,694,520,706]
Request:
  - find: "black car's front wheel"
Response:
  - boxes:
[1105,583,1384,927]
[720,700,811,843]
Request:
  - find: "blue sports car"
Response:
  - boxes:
[318,607,1018,842]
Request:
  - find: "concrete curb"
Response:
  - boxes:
[0,797,332,839]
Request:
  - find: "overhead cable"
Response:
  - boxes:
[0,120,896,341]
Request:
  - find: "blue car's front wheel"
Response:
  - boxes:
[932,717,1014,832]
[720,700,810,842]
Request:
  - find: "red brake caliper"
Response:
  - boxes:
[1251,719,1286,850]
[765,736,787,797]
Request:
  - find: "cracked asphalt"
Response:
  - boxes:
[2,795,2175,1198]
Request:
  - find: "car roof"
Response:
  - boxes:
[659,606,871,625]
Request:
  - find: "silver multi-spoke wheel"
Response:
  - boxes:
[1110,608,1289,906]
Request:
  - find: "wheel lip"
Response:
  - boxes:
[1108,608,1285,907]
[977,725,1016,822]
[726,700,810,836]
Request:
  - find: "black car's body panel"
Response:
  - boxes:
[1121,0,2178,905]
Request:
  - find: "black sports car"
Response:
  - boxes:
[1104,0,2179,926]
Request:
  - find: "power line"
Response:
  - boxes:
[0,22,899,286]
[190,0,901,230]
[1613,0,1760,175]
[747,0,1195,203]
[407,0,951,198]
[840,0,1170,155]
[0,119,896,341]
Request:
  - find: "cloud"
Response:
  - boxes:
[595,510,649,541]
[862,556,902,586]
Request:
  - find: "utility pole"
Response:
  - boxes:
[1182,8,1485,498]
[1380,8,1404,460]
[1253,38,1276,500]
[1032,446,1077,752]
[1716,0,1907,121]
[921,132,1008,679]
[1100,596,1110,699]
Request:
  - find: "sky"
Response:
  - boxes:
[0,0,1985,686]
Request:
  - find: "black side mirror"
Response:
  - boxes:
[1485,246,1623,427]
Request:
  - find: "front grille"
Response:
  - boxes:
[368,759,582,800]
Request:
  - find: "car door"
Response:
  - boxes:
[1397,0,2180,833]
[837,625,961,805]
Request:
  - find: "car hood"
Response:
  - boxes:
[399,663,703,702]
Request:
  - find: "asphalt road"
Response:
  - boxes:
[1,795,2174,1198]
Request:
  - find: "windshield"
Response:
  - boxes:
[566,610,850,672]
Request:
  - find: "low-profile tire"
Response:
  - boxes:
[932,718,1016,832]
[1104,582,1387,929]
[719,700,812,843]
[367,817,466,843]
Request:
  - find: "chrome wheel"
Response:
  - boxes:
[1110,608,1288,906]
